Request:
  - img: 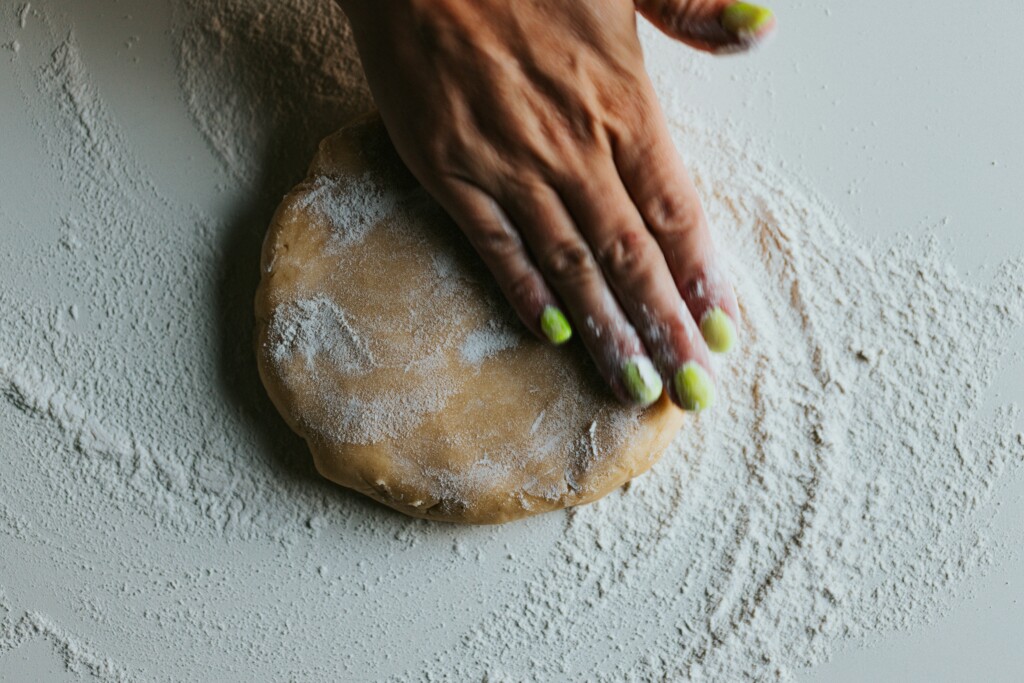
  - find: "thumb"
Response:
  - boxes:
[635,0,776,54]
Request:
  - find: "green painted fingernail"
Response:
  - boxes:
[622,356,663,407]
[700,307,737,354]
[674,361,716,412]
[721,2,774,35]
[540,306,572,345]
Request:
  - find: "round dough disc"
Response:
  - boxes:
[254,114,684,524]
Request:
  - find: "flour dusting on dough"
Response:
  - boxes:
[295,172,400,247]
[268,297,371,373]
[459,320,522,365]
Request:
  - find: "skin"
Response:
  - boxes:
[337,0,774,408]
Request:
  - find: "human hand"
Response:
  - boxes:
[339,0,775,411]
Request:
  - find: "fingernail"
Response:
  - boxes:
[621,356,663,407]
[721,2,774,36]
[700,307,737,354]
[673,361,716,412]
[540,305,572,345]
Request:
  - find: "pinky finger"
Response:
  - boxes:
[432,178,572,346]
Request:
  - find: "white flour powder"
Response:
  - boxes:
[1,1,1022,680]
[269,297,373,373]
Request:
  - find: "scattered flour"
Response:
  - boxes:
[268,297,372,372]
[459,320,523,366]
[0,0,1021,680]
[295,172,401,247]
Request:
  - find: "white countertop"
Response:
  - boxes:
[1,0,1022,680]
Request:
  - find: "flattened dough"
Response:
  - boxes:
[254,114,684,524]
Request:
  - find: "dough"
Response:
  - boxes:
[254,113,684,524]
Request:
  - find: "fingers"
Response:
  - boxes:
[434,165,724,412]
[426,131,734,413]
[612,101,740,357]
[634,0,776,54]
[554,160,718,412]
[499,181,665,408]
[432,178,573,346]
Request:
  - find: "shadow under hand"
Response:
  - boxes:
[178,0,388,513]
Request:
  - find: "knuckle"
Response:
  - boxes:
[542,240,594,285]
[471,219,521,260]
[645,191,701,237]
[596,227,653,283]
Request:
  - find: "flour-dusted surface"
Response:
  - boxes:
[1,0,1023,681]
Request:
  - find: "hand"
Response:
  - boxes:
[339,0,775,411]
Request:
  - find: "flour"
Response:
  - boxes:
[268,297,372,372]
[295,172,402,247]
[459,320,522,365]
[0,0,1022,680]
